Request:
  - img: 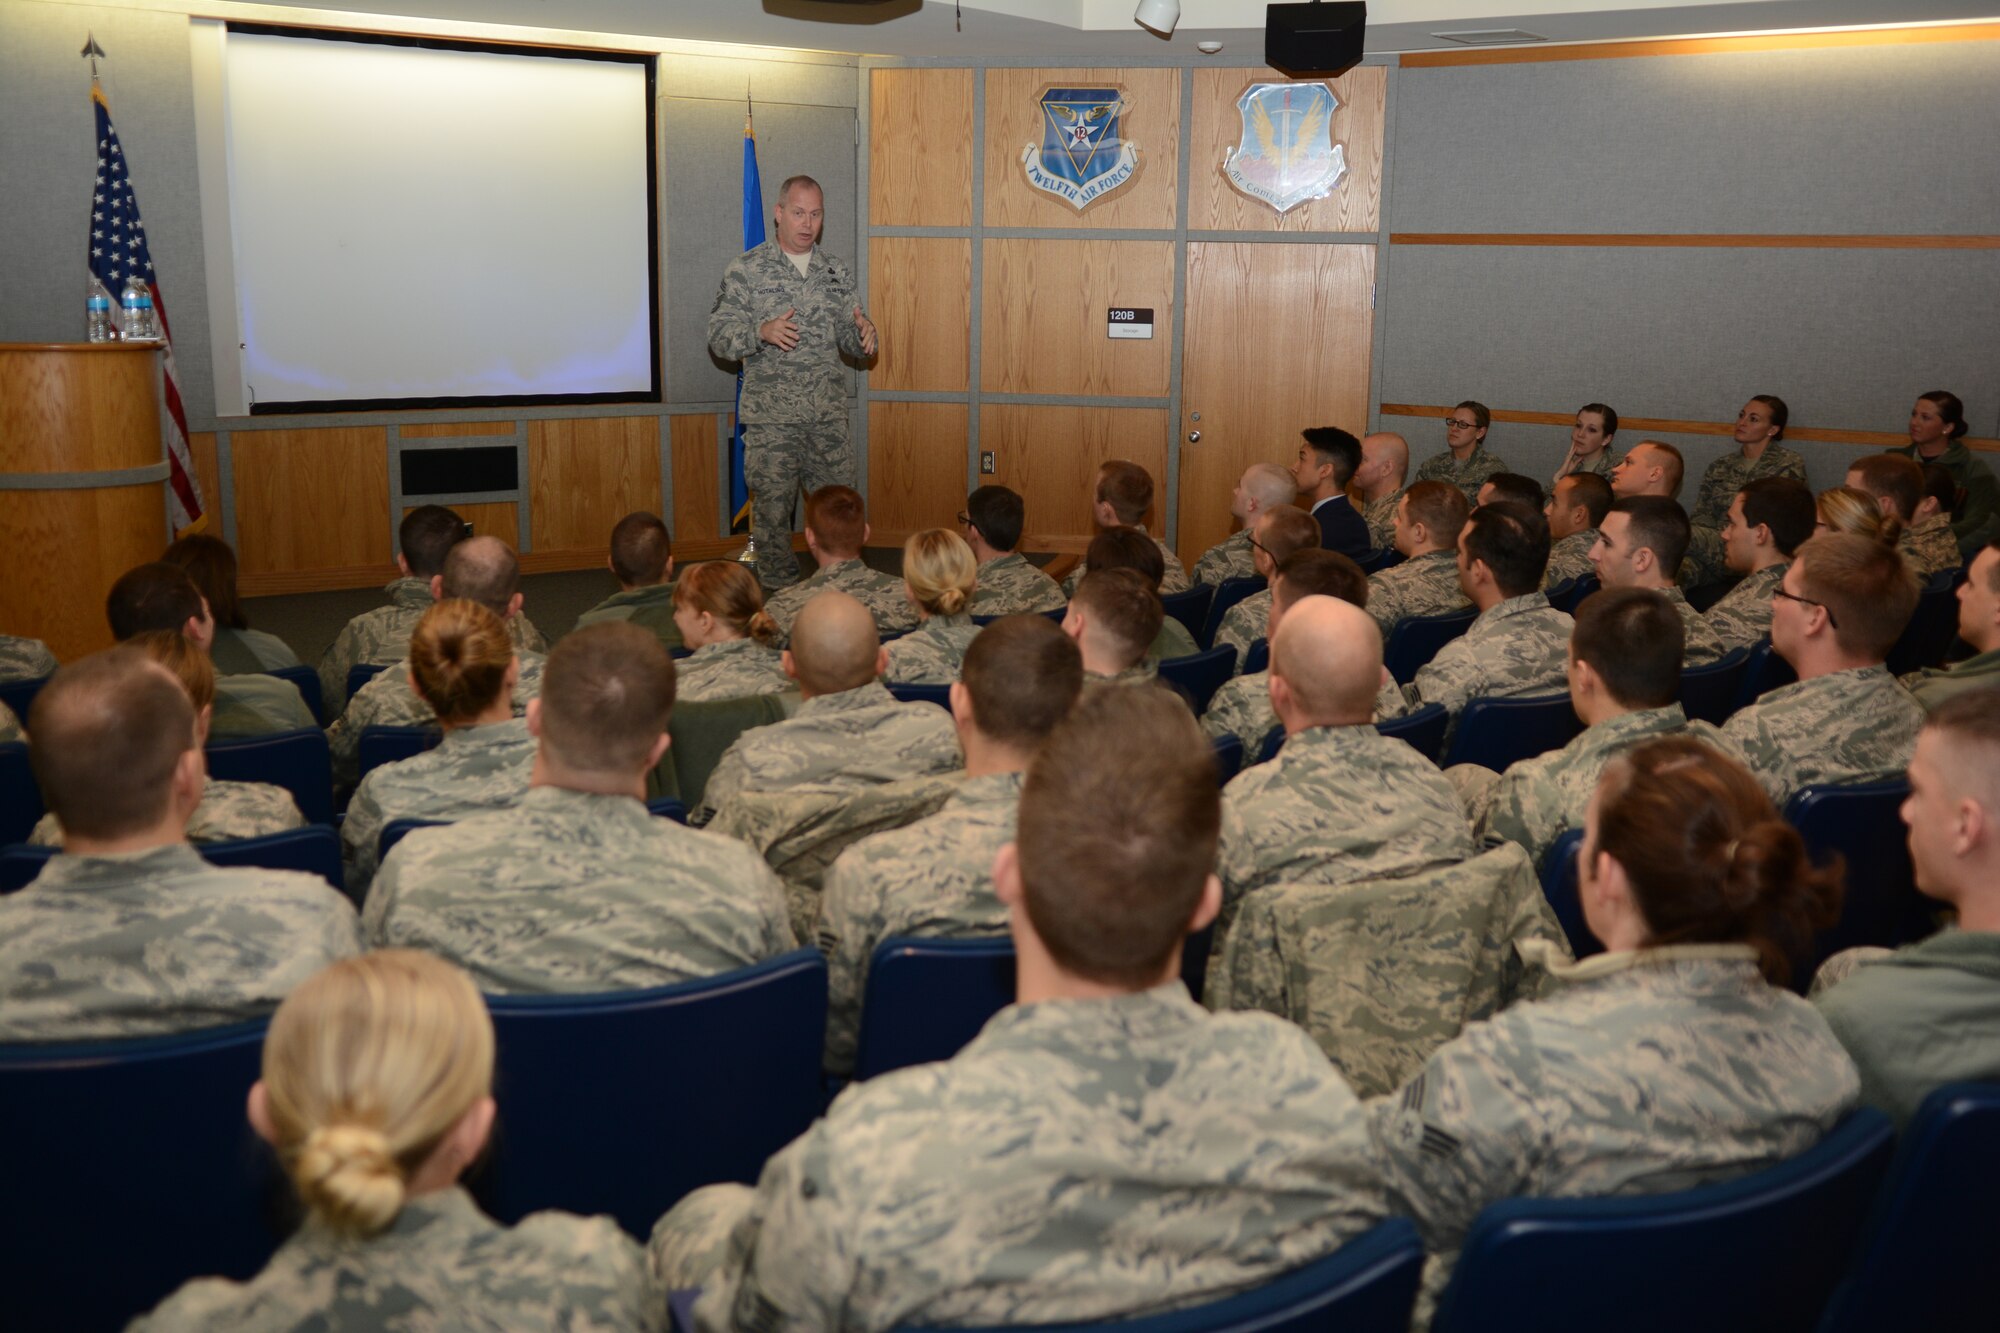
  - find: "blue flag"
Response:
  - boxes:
[731,114,764,532]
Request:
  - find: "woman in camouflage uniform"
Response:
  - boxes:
[671,562,792,702]
[883,529,980,686]
[1552,402,1620,485]
[163,533,302,674]
[133,951,655,1331]
[1816,484,1901,546]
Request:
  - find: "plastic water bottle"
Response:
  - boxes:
[118,275,160,342]
[86,279,116,343]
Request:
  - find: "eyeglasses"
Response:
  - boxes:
[1772,585,1838,629]
[1444,418,1479,431]
[1246,533,1273,558]
[956,512,972,526]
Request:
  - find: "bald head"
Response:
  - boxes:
[787,590,882,696]
[1270,595,1383,726]
[1240,462,1297,514]
[440,535,521,617]
[1360,432,1410,494]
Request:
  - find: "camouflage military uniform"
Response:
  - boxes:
[1453,704,1742,870]
[367,785,794,993]
[1720,664,1924,808]
[0,700,21,744]
[1897,439,2000,557]
[1415,445,1509,504]
[1216,724,1475,937]
[1542,529,1599,589]
[676,637,793,703]
[1685,444,1807,585]
[1367,550,1470,633]
[1190,530,1258,587]
[1406,592,1575,726]
[574,581,683,653]
[710,239,870,591]
[341,718,537,901]
[210,626,301,675]
[327,649,545,794]
[649,984,1383,1332]
[816,771,1021,1074]
[0,633,57,682]
[1150,617,1200,666]
[1080,660,1162,700]
[1370,945,1858,1316]
[1703,562,1786,654]
[883,614,979,685]
[1201,672,1281,759]
[691,680,961,826]
[29,778,304,848]
[1903,646,2000,712]
[1557,449,1616,482]
[132,1186,659,1333]
[1061,535,1193,597]
[765,559,919,648]
[1213,588,1270,672]
[1900,516,1961,582]
[1361,489,1405,551]
[318,577,546,713]
[969,553,1066,616]
[0,844,360,1042]
[210,671,317,739]
[1663,585,1727,666]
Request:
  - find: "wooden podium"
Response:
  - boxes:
[0,343,169,664]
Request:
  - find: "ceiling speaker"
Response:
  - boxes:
[1265,2,1367,79]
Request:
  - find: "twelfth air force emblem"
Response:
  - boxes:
[1222,82,1346,215]
[1021,86,1139,211]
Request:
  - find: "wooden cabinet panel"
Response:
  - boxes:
[871,68,974,228]
[980,404,1170,546]
[233,427,391,575]
[981,239,1175,397]
[406,501,517,550]
[672,414,721,543]
[869,237,971,393]
[1188,66,1385,233]
[869,401,970,535]
[983,68,1180,230]
[399,421,516,438]
[527,417,662,554]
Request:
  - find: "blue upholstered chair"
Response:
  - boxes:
[0,673,48,726]
[344,661,388,701]
[1198,576,1264,648]
[1210,733,1244,785]
[0,740,42,847]
[1431,1108,1896,1333]
[264,663,325,726]
[647,796,688,823]
[1678,646,1751,727]
[1373,702,1450,764]
[1785,779,1933,987]
[476,950,828,1236]
[1383,607,1477,685]
[888,681,953,710]
[1545,573,1600,615]
[1538,826,1598,960]
[1441,693,1581,771]
[1241,638,1269,675]
[1736,639,1796,710]
[377,817,443,866]
[1160,585,1214,644]
[1358,547,1405,574]
[1158,646,1236,715]
[356,725,442,785]
[4,825,344,900]
[1886,567,1968,677]
[205,727,335,826]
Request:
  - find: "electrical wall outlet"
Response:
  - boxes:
[979,450,996,474]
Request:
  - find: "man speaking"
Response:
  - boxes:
[709,174,879,591]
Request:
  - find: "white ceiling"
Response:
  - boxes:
[278,0,1998,59]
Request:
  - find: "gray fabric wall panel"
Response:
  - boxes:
[1,1,216,421]
[1377,244,2000,434]
[1390,42,2000,235]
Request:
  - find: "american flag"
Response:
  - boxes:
[88,85,204,534]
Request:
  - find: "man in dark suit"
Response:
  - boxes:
[1290,427,1371,560]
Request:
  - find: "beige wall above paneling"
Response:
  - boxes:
[980,404,1171,543]
[232,427,391,575]
[868,237,972,393]
[983,68,1180,230]
[981,238,1175,397]
[870,68,974,228]
[868,401,970,535]
[1188,67,1385,234]
[672,414,721,543]
[527,417,662,555]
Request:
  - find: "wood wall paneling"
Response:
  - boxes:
[232,427,392,576]
[527,417,663,554]
[869,68,974,228]
[671,414,721,543]
[981,239,1175,397]
[867,401,971,535]
[980,404,1171,545]
[3,487,167,661]
[1399,22,2000,68]
[398,421,518,437]
[983,68,1181,230]
[406,501,518,550]
[1188,67,1385,234]
[868,237,972,393]
[1178,242,1376,566]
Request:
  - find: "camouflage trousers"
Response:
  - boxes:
[745,420,857,592]
[648,1182,756,1290]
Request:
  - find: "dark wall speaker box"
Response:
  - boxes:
[401,445,518,497]
[1265,2,1367,79]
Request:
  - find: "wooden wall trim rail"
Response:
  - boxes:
[1378,404,2000,453]
[1400,23,2000,68]
[1389,234,2000,250]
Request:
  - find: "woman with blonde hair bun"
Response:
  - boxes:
[132,950,655,1331]
[341,599,536,900]
[1817,485,1903,547]
[670,561,791,702]
[883,528,980,684]
[28,631,303,846]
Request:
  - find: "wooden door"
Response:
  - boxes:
[1176,242,1376,567]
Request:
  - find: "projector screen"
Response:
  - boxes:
[198,26,657,414]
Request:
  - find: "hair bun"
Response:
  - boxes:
[936,588,969,617]
[295,1122,405,1236]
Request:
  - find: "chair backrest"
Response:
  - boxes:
[1158,645,1237,714]
[646,796,688,823]
[1257,727,1286,765]
[1678,646,1751,727]
[1538,826,1601,960]
[264,663,325,726]
[0,843,56,894]
[1373,702,1450,764]
[1199,576,1264,648]
[887,680,953,710]
[1546,573,1601,615]
[202,825,347,902]
[893,1218,1425,1333]
[0,1019,284,1332]
[660,692,793,808]
[1736,639,1797,710]
[1210,733,1244,786]
[205,727,336,825]
[1383,606,1478,684]
[1431,1107,1896,1333]
[1785,779,1931,986]
[0,672,48,725]
[378,817,444,866]
[477,949,828,1238]
[355,725,442,786]
[1442,692,1582,771]
[344,661,387,701]
[1241,637,1269,675]
[0,739,43,847]
[1358,547,1405,574]
[1819,1083,2000,1333]
[1160,584,1215,643]
[1886,568,1968,677]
